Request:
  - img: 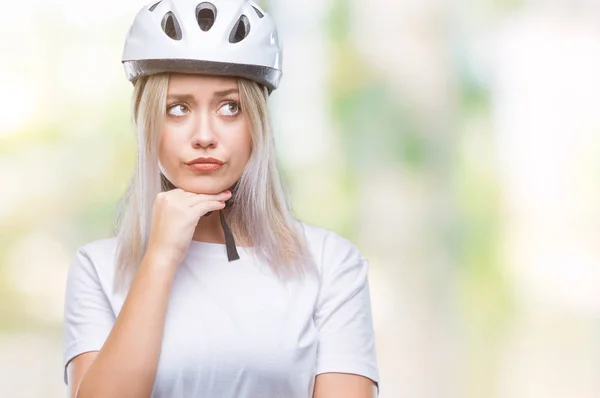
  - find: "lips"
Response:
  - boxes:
[188,163,221,171]
[187,157,224,165]
[186,157,224,172]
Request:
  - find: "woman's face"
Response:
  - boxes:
[159,74,251,194]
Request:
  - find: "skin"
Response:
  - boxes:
[314,373,378,398]
[66,74,376,398]
[159,74,252,244]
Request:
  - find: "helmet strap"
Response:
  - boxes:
[219,208,240,262]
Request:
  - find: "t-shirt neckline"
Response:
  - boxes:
[187,240,254,259]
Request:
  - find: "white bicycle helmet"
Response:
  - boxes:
[122,0,283,91]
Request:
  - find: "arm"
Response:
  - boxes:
[312,233,380,397]
[67,352,96,398]
[313,373,378,398]
[69,251,177,398]
[64,189,231,397]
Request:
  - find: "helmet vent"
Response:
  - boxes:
[252,6,264,18]
[149,1,161,12]
[196,2,217,32]
[162,12,182,40]
[229,14,250,43]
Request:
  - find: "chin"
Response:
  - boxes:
[177,178,235,195]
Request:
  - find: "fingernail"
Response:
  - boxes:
[219,200,225,204]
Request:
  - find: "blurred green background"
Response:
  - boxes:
[2,0,600,397]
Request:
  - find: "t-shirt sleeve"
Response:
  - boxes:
[313,234,380,389]
[63,246,115,384]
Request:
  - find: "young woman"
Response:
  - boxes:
[63,1,379,397]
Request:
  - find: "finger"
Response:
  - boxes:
[159,188,186,201]
[186,191,232,207]
[190,200,226,216]
[162,188,201,204]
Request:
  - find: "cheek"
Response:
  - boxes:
[158,127,181,174]
[232,125,252,165]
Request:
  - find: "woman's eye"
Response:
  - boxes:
[167,104,189,117]
[219,101,240,116]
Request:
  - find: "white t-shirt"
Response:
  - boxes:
[63,222,379,397]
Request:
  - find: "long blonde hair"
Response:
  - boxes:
[113,74,315,292]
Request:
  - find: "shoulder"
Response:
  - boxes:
[68,237,118,288]
[75,237,118,268]
[296,221,365,273]
[77,237,118,257]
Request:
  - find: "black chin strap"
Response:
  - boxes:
[219,209,240,262]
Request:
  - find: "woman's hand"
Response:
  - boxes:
[145,188,232,266]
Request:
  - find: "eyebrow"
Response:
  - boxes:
[166,89,239,102]
[213,88,239,98]
[167,93,195,102]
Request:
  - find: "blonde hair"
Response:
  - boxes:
[113,74,315,292]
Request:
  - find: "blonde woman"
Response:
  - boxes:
[63,1,379,397]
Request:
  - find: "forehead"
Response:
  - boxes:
[167,74,239,95]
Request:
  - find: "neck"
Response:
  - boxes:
[192,209,228,244]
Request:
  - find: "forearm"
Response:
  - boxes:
[76,252,177,398]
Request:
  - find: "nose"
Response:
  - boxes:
[191,113,217,149]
